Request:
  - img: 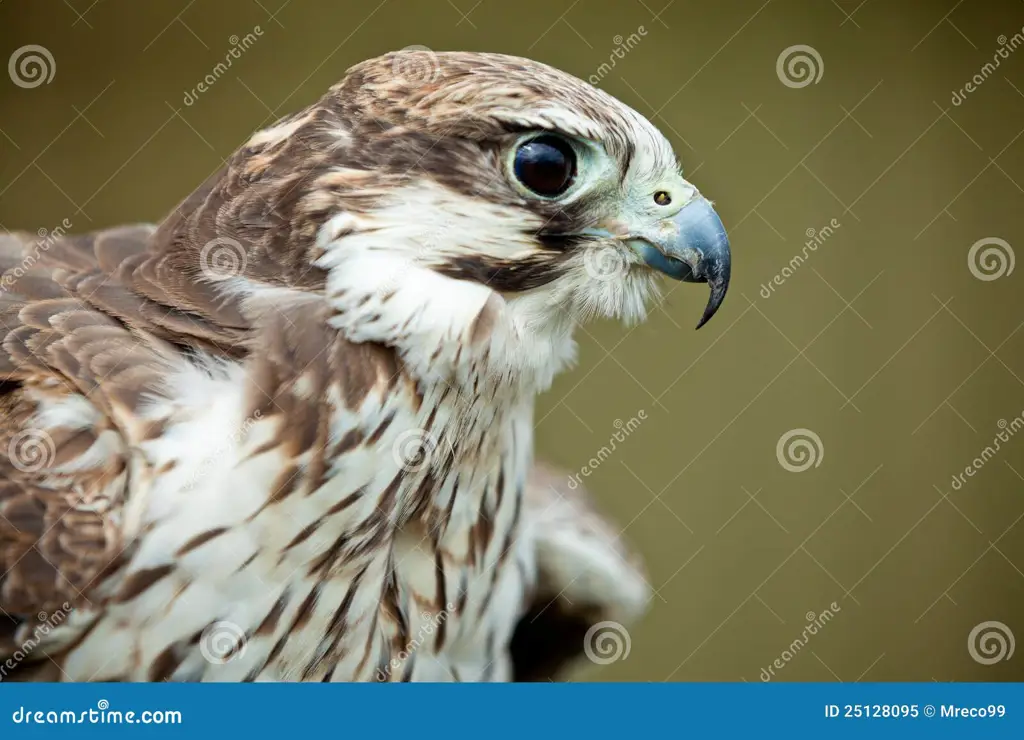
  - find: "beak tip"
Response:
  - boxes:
[694,281,727,330]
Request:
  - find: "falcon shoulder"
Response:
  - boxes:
[0,226,179,669]
[511,463,650,680]
[0,213,406,676]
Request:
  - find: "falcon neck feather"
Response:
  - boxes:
[317,208,580,400]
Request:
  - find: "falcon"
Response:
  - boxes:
[0,50,730,681]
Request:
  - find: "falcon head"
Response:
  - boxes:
[201,51,730,390]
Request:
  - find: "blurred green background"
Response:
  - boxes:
[2,0,1023,682]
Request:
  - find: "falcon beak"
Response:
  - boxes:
[629,197,731,329]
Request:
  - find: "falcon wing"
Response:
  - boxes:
[0,226,203,672]
[510,462,650,681]
[0,208,398,681]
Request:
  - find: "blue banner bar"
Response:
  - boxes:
[0,683,1021,738]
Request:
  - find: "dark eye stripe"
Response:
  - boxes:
[535,232,588,251]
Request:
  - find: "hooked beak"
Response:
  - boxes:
[629,197,732,329]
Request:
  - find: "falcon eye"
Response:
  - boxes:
[513,135,577,197]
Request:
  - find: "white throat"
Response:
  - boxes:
[316,212,578,404]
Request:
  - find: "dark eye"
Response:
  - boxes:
[513,135,577,197]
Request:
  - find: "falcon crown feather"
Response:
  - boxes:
[0,50,730,682]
